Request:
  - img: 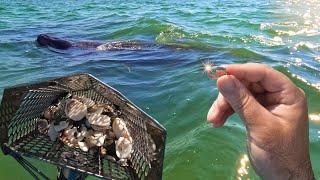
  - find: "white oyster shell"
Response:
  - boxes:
[78,141,89,152]
[85,131,106,147]
[86,112,111,131]
[43,106,59,120]
[112,118,128,139]
[65,99,87,121]
[115,137,133,159]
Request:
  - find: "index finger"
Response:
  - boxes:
[225,63,294,92]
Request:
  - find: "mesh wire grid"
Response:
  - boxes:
[0,73,166,180]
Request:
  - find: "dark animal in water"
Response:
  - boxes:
[36,34,151,51]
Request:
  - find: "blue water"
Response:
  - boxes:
[0,0,319,179]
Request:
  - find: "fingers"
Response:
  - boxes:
[217,75,273,126]
[226,64,294,93]
[207,93,234,127]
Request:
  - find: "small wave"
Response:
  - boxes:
[293,41,320,51]
[291,57,303,66]
[260,21,298,30]
[251,35,284,46]
[260,21,320,37]
[309,113,320,122]
[291,73,320,91]
[276,28,320,37]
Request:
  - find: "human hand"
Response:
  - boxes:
[207,64,314,179]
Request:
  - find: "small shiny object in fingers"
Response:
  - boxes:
[202,61,227,80]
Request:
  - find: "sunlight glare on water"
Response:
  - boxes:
[0,0,319,179]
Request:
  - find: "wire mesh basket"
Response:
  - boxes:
[0,73,166,180]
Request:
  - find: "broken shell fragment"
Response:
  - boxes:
[117,158,128,166]
[115,137,133,159]
[60,126,83,147]
[78,141,89,152]
[43,106,59,120]
[37,119,49,134]
[65,99,87,121]
[79,126,88,137]
[85,131,106,147]
[100,147,107,156]
[63,126,77,138]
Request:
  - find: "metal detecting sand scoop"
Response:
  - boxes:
[0,73,166,180]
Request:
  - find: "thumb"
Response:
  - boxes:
[217,75,270,126]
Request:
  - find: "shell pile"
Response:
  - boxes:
[38,95,133,166]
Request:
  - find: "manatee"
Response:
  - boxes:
[36,34,153,51]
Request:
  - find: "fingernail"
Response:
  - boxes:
[220,76,236,94]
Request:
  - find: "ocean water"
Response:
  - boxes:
[0,0,319,179]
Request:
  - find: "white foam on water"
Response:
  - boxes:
[251,35,284,46]
[293,41,320,51]
[309,113,320,122]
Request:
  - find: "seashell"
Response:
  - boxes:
[85,131,106,147]
[147,134,156,152]
[115,137,133,159]
[73,96,95,108]
[53,121,69,132]
[112,118,131,140]
[75,131,85,142]
[63,126,77,138]
[96,135,106,146]
[117,159,128,167]
[87,104,104,114]
[43,106,59,120]
[61,126,81,147]
[100,147,107,156]
[112,118,126,138]
[87,112,111,131]
[104,104,114,113]
[90,103,114,113]
[37,119,49,134]
[74,151,80,156]
[93,131,104,137]
[61,152,73,159]
[78,141,89,152]
[65,99,87,121]
[48,124,59,141]
[60,136,72,147]
[79,126,88,137]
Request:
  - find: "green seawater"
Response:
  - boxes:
[0,0,319,179]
